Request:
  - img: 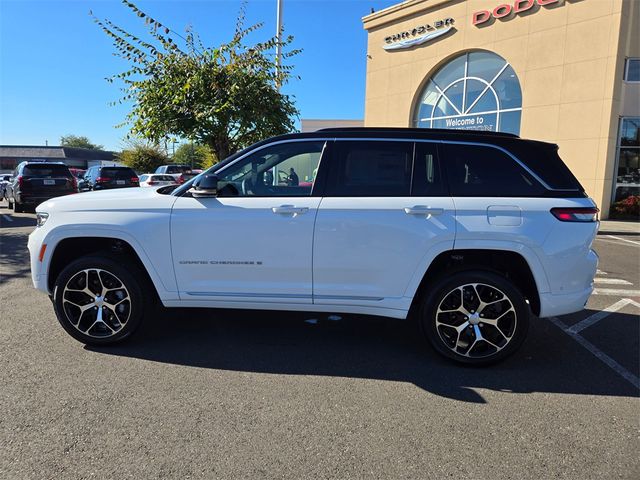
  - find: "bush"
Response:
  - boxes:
[610,195,640,220]
[118,143,169,174]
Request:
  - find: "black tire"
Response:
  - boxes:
[52,255,147,345]
[8,196,14,210]
[13,200,24,213]
[419,270,530,366]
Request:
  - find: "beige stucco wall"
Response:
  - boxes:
[363,0,638,217]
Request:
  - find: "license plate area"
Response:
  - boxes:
[116,180,125,185]
[43,179,55,185]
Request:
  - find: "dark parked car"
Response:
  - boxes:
[154,165,197,184]
[6,162,77,212]
[83,166,139,191]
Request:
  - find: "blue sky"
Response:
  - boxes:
[0,0,395,151]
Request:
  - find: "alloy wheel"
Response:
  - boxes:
[61,268,131,338]
[435,283,517,359]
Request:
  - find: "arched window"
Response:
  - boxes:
[413,51,522,135]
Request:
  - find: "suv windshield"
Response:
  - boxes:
[23,164,72,177]
[101,167,137,179]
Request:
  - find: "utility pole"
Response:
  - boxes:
[275,0,283,90]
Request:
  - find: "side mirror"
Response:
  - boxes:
[191,174,219,198]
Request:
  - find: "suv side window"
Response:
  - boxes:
[325,140,413,196]
[443,143,545,197]
[216,141,325,197]
[412,142,447,196]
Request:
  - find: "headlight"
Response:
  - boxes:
[36,212,49,227]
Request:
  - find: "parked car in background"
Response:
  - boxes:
[83,166,139,190]
[139,174,178,188]
[1,174,12,201]
[154,165,197,184]
[6,161,76,212]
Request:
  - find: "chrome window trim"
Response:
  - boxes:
[208,135,575,194]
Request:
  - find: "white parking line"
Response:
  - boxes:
[597,235,640,247]
[596,269,608,275]
[593,288,640,297]
[593,278,633,285]
[567,299,640,334]
[605,234,640,247]
[1,214,13,222]
[548,315,640,390]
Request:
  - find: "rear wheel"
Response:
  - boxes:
[52,255,147,345]
[420,270,530,366]
[14,201,24,213]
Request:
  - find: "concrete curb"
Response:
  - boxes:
[598,220,639,235]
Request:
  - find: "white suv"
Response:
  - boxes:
[28,128,599,365]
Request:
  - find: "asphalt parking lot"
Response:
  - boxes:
[1,206,639,479]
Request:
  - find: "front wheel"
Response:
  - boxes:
[420,270,530,366]
[52,255,147,345]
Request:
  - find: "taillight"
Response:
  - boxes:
[96,176,108,183]
[551,207,599,222]
[178,174,185,184]
[70,177,77,189]
[148,180,157,185]
[131,177,139,183]
[17,175,23,187]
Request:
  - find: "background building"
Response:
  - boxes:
[301,119,364,132]
[363,0,639,218]
[0,146,119,174]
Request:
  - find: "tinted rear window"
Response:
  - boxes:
[326,141,413,196]
[23,164,72,177]
[443,143,545,197]
[101,167,137,179]
[505,141,584,192]
[166,165,192,174]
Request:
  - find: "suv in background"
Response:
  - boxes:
[83,166,139,190]
[29,128,599,365]
[6,162,76,212]
[155,165,197,184]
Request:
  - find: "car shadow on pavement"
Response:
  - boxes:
[86,306,640,403]
[0,213,36,229]
[0,229,32,282]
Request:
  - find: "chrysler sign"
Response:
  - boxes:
[384,18,455,50]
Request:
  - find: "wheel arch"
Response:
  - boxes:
[407,249,542,318]
[46,234,168,302]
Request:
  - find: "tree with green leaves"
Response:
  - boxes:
[118,141,169,173]
[60,134,104,150]
[172,143,217,169]
[93,0,300,162]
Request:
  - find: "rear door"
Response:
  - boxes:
[312,140,456,313]
[20,164,75,196]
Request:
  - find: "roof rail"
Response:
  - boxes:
[317,127,520,138]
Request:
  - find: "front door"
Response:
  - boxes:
[171,140,327,304]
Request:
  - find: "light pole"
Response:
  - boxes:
[275,0,283,90]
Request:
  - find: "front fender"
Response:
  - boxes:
[36,224,178,300]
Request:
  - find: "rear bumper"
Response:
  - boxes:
[538,249,597,318]
[538,286,594,318]
[17,192,75,205]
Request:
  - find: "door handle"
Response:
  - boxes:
[272,205,309,215]
[404,206,444,216]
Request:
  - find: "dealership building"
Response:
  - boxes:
[363,0,639,218]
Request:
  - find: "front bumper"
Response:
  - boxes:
[27,225,50,293]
